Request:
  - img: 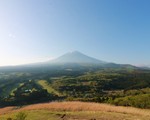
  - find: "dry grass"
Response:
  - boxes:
[0,101,150,117]
[18,102,150,116]
[0,107,14,115]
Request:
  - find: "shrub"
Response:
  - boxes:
[112,94,150,108]
[7,118,12,120]
[15,112,27,120]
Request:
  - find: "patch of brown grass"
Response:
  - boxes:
[0,107,14,115]
[0,102,150,117]
[19,102,150,116]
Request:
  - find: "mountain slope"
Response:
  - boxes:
[0,51,138,72]
[49,51,106,64]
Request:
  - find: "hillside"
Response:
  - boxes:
[50,51,106,64]
[0,68,150,109]
[0,102,150,120]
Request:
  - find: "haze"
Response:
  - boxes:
[0,0,150,66]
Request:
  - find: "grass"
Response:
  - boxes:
[1,110,150,120]
[0,102,150,120]
[37,80,61,96]
[0,82,20,97]
[0,110,59,120]
[10,83,24,96]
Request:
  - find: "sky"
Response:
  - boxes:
[0,0,150,66]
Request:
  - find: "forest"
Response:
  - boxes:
[0,68,150,108]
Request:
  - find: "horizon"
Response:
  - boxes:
[0,0,150,66]
[0,50,145,67]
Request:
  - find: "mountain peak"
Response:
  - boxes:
[66,51,83,54]
[66,51,86,56]
[50,51,106,64]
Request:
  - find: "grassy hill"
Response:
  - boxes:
[0,102,150,120]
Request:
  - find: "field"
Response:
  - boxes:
[0,102,150,120]
[37,80,61,96]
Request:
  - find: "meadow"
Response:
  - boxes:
[0,102,150,120]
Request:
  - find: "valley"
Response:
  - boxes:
[0,52,150,120]
[0,68,150,109]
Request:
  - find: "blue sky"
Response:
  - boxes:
[0,0,150,66]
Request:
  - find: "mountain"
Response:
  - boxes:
[47,51,137,70]
[0,51,137,72]
[139,66,150,70]
[49,51,106,64]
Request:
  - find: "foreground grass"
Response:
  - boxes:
[0,102,150,120]
[1,110,150,120]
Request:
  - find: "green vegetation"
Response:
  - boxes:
[37,80,61,96]
[15,112,27,120]
[0,68,150,109]
[112,94,150,108]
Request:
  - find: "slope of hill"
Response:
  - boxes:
[0,102,150,120]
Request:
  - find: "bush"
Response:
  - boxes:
[112,94,150,108]
[15,112,27,120]
[7,118,12,120]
